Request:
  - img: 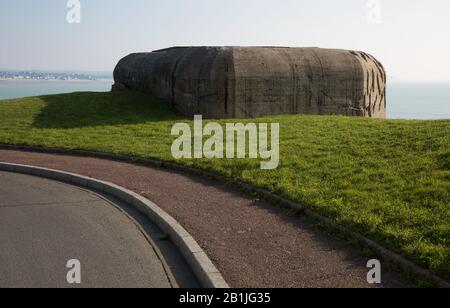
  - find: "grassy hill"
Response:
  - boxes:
[0,91,449,281]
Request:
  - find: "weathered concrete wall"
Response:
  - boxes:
[113,47,386,119]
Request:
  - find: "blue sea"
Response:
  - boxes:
[0,80,113,100]
[0,80,449,120]
[387,82,450,120]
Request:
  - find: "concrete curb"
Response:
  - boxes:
[0,162,229,289]
[0,145,449,288]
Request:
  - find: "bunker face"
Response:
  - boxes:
[113,47,386,119]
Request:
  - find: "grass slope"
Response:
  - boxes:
[0,91,449,280]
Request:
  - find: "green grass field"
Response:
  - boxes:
[0,91,449,280]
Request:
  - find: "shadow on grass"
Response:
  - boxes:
[436,151,450,170]
[32,91,184,129]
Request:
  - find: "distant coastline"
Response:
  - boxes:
[0,70,113,82]
[0,78,113,83]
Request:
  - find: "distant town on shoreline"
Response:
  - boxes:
[0,70,113,81]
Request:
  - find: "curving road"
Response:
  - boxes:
[0,171,175,288]
[0,150,412,288]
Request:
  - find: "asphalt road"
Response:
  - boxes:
[0,150,413,288]
[0,171,175,288]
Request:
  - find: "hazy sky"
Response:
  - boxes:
[1,0,449,81]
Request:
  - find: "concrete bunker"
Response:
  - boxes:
[113,47,386,119]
